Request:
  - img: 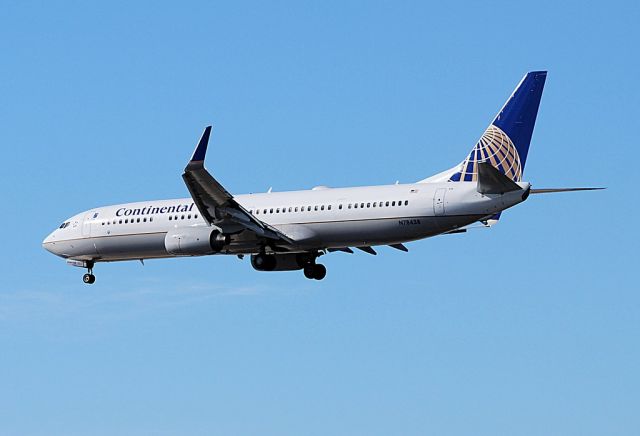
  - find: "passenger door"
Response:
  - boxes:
[82,212,95,237]
[433,188,446,216]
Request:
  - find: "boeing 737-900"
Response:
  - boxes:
[43,71,601,283]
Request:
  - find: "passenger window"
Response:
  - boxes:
[307,206,312,211]
[295,207,298,212]
[270,209,273,214]
[144,218,147,222]
[348,204,352,209]
[392,201,396,206]
[263,209,267,214]
[405,200,409,205]
[339,204,342,210]
[354,203,358,209]
[367,203,370,208]
[372,202,377,207]
[188,215,192,219]
[360,203,365,208]
[137,218,141,223]
[328,205,332,210]
[288,207,292,212]
[150,217,153,222]
[321,205,325,211]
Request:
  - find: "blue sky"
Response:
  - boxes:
[1,1,638,434]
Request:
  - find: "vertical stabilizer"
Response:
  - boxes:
[419,71,547,184]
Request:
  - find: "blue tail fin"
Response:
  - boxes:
[449,71,547,182]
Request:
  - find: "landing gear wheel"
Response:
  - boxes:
[312,264,326,280]
[304,265,316,279]
[83,273,96,284]
[304,264,326,280]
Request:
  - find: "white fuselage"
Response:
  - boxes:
[42,181,529,263]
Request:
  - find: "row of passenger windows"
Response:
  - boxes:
[100,214,201,226]
[102,217,155,226]
[249,200,409,215]
[97,200,409,224]
[169,214,198,221]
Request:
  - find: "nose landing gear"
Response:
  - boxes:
[82,261,96,284]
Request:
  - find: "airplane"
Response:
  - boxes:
[43,71,602,283]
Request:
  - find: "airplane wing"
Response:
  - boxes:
[182,126,295,245]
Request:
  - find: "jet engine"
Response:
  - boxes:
[164,227,229,256]
[251,253,309,271]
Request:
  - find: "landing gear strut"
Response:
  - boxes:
[82,261,96,284]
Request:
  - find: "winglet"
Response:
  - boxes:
[190,126,212,163]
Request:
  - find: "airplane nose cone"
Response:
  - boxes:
[42,231,59,255]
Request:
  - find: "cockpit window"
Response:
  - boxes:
[59,222,70,229]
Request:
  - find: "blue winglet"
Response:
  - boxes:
[190,126,212,163]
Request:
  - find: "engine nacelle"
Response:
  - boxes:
[164,227,229,256]
[251,253,312,272]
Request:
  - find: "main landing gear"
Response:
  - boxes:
[250,251,327,280]
[82,261,96,284]
[304,263,327,281]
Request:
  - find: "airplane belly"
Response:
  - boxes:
[292,216,444,247]
[93,232,168,261]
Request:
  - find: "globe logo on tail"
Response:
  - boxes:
[449,125,522,182]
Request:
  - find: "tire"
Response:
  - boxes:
[83,273,94,284]
[313,264,327,280]
[303,265,316,279]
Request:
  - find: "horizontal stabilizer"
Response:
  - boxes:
[477,162,522,194]
[530,187,605,194]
